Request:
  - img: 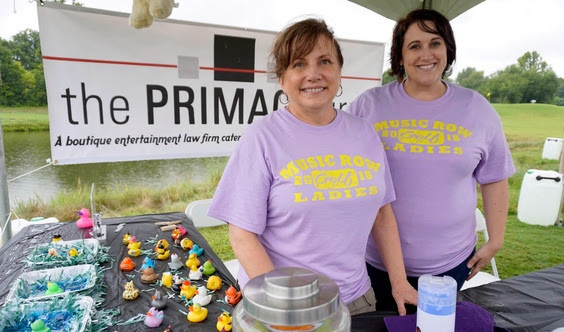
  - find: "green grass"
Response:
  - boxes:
[3,104,564,277]
[0,107,50,132]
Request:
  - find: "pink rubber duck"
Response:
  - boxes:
[76,208,93,229]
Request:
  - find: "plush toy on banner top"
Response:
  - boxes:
[129,0,176,29]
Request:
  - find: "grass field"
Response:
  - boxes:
[2,104,564,279]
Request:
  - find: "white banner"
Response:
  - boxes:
[38,2,384,165]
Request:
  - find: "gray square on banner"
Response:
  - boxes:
[178,56,199,79]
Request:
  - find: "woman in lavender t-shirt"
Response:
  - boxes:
[348,9,515,311]
[209,18,417,316]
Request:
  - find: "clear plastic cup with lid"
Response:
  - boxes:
[232,267,351,332]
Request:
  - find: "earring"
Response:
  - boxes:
[336,85,343,97]
[279,92,289,104]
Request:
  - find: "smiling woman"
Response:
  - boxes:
[348,9,516,312]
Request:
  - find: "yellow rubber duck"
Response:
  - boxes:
[207,276,222,291]
[187,303,208,323]
[123,281,139,300]
[122,233,131,245]
[180,280,197,299]
[185,253,200,268]
[51,234,62,243]
[128,242,141,257]
[156,244,170,260]
[68,248,79,257]
[161,272,173,288]
[216,312,232,331]
[155,239,169,251]
[180,238,193,250]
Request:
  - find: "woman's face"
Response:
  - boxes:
[401,21,447,89]
[280,34,341,117]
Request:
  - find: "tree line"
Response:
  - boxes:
[1,28,564,107]
[383,51,564,106]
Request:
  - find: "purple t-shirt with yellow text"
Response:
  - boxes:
[348,81,515,276]
[208,108,395,303]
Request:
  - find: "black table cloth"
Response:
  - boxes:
[0,211,238,331]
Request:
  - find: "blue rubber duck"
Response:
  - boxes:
[141,256,155,271]
[189,244,204,257]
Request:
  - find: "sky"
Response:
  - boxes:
[1,0,563,79]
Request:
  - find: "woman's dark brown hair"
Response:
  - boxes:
[270,18,344,79]
[389,9,456,82]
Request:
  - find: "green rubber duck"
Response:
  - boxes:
[44,282,64,295]
[30,319,51,332]
[202,260,216,276]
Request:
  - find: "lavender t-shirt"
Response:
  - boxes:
[348,81,515,276]
[208,108,395,304]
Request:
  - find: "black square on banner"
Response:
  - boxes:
[214,35,255,82]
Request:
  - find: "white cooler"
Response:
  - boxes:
[517,169,563,226]
[541,137,563,160]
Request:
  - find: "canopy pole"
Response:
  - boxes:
[0,120,11,246]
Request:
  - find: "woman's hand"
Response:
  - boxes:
[466,241,501,280]
[391,280,418,316]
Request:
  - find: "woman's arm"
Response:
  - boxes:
[371,203,418,315]
[466,179,509,280]
[229,223,275,279]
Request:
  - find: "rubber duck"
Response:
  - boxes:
[151,288,168,310]
[189,264,203,280]
[127,235,138,247]
[156,243,170,260]
[44,282,64,296]
[68,248,79,257]
[180,237,193,250]
[161,271,173,288]
[225,285,242,306]
[202,260,216,276]
[192,286,212,306]
[51,234,62,243]
[123,281,139,300]
[187,303,208,323]
[48,248,58,256]
[171,275,183,293]
[185,253,200,268]
[168,253,183,270]
[144,307,164,328]
[122,232,131,245]
[155,239,169,251]
[141,256,155,272]
[207,276,222,291]
[141,267,160,284]
[216,312,233,332]
[30,319,50,332]
[120,257,136,271]
[180,280,197,299]
[171,226,187,243]
[128,242,141,257]
[76,208,93,229]
[189,244,204,257]
[163,325,173,332]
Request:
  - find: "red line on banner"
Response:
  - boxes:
[42,56,380,81]
[42,56,178,68]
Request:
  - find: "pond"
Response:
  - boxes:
[2,131,227,204]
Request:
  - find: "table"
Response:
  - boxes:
[351,265,564,332]
[0,212,238,331]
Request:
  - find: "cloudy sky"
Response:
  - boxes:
[1,0,563,79]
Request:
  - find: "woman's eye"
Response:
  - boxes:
[293,62,305,68]
[320,59,331,65]
[431,41,442,47]
[409,44,420,50]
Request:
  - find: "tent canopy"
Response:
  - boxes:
[348,0,486,21]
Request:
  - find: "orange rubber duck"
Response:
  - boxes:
[120,257,136,271]
[225,285,242,306]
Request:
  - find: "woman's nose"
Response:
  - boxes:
[305,65,321,80]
